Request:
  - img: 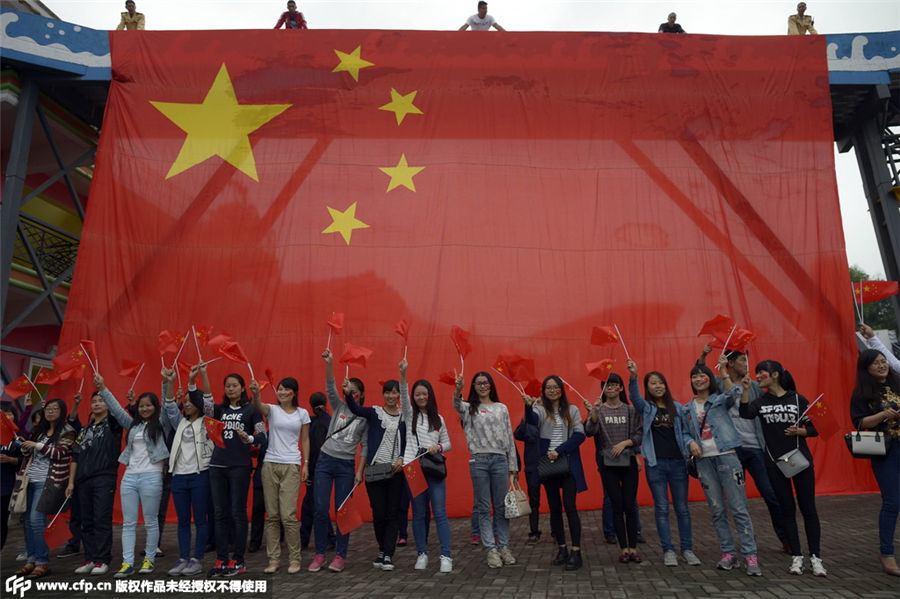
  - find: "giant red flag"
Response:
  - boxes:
[853,280,899,304]
[58,29,860,515]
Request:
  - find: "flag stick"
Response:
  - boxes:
[337,482,361,512]
[160,355,165,368]
[719,324,738,361]
[403,345,408,361]
[47,496,70,528]
[459,354,465,379]
[79,343,98,376]
[247,362,255,381]
[172,332,189,367]
[24,372,41,397]
[859,282,865,325]
[850,281,862,324]
[345,364,349,379]
[794,393,824,426]
[175,365,182,389]
[613,324,631,362]
[491,367,524,393]
[200,357,222,366]
[192,325,203,362]
[558,376,587,404]
[129,363,145,393]
[78,377,84,393]
[326,329,332,352]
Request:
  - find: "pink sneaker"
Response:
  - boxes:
[470,534,481,545]
[308,554,327,573]
[328,555,345,572]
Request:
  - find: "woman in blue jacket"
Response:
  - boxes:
[521,375,586,570]
[626,359,699,567]
[94,372,171,578]
[681,357,760,576]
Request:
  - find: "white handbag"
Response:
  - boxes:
[503,480,531,519]
[844,430,891,458]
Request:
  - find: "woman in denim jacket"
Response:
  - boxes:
[626,359,699,567]
[681,356,760,576]
[95,372,171,578]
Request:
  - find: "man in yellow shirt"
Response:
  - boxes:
[787,2,817,35]
[117,0,145,31]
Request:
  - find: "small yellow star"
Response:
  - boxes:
[379,154,425,192]
[379,88,423,125]
[322,202,370,245]
[151,64,291,181]
[333,46,375,82]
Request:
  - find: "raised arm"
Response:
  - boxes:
[249,379,270,417]
[452,374,466,418]
[94,373,133,428]
[626,359,650,415]
[399,359,412,423]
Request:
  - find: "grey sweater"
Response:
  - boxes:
[321,378,368,461]
[452,395,518,472]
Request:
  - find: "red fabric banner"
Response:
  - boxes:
[58,30,861,520]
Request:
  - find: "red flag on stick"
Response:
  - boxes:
[158,330,181,355]
[853,280,899,305]
[204,417,226,448]
[586,359,615,381]
[44,512,71,550]
[339,343,373,368]
[193,325,214,346]
[119,360,143,377]
[34,370,60,386]
[449,326,472,359]
[590,326,619,346]
[0,409,20,444]
[218,340,249,364]
[3,375,34,399]
[79,340,99,374]
[404,460,429,497]
[206,333,233,352]
[698,314,736,339]
[523,379,542,397]
[394,319,409,341]
[710,328,757,351]
[265,368,276,387]
[438,371,457,386]
[53,346,91,378]
[327,313,345,333]
[334,486,366,534]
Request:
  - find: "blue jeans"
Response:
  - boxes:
[696,452,756,556]
[412,477,451,557]
[602,495,642,536]
[120,471,163,566]
[313,453,355,557]
[736,446,786,542]
[470,501,480,536]
[24,481,48,565]
[171,471,209,560]
[469,454,509,552]
[871,440,900,556]
[645,458,693,552]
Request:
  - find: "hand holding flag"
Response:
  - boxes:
[326,312,344,350]
[394,319,409,359]
[586,359,615,381]
[449,325,471,376]
[339,343,373,369]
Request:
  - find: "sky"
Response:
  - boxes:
[48,0,900,278]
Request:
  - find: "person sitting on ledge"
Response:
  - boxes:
[116,0,145,30]
[658,13,685,33]
[275,1,308,30]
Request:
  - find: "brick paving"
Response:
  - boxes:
[2,494,897,598]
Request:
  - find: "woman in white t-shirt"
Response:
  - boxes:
[249,376,310,574]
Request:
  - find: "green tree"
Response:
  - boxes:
[850,265,898,332]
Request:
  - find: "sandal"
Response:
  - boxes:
[15,562,35,575]
[27,565,51,578]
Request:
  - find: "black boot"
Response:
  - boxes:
[565,549,583,571]
[552,546,569,566]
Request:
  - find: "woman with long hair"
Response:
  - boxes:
[345,364,406,572]
[682,357,760,576]
[849,349,900,577]
[399,359,453,573]
[14,398,76,579]
[453,371,518,569]
[195,364,266,578]
[740,359,824,576]
[161,366,213,577]
[95,372,171,577]
[585,372,643,563]
[249,375,310,574]
[521,375,586,570]
[308,349,368,574]
[626,360,698,567]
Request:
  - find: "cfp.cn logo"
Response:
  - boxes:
[5,575,32,598]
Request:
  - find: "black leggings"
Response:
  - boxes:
[543,474,581,547]
[526,475,542,537]
[365,473,404,557]
[767,463,821,556]
[600,462,639,549]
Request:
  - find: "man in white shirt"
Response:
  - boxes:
[459,1,506,31]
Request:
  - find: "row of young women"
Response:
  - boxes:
[6,334,898,579]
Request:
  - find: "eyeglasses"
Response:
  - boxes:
[475,381,491,388]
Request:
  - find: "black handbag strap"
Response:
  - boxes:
[765,392,801,463]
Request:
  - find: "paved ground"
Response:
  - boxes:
[1,494,897,598]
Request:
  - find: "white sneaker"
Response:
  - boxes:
[90,563,109,575]
[486,549,502,568]
[810,555,827,577]
[682,549,701,566]
[789,555,804,575]
[499,547,516,565]
[439,555,452,573]
[414,553,428,570]
[663,550,678,567]
[75,562,94,574]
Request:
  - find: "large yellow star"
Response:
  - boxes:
[150,64,291,181]
[379,88,423,125]
[322,202,369,245]
[332,46,374,82]
[379,154,425,192]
